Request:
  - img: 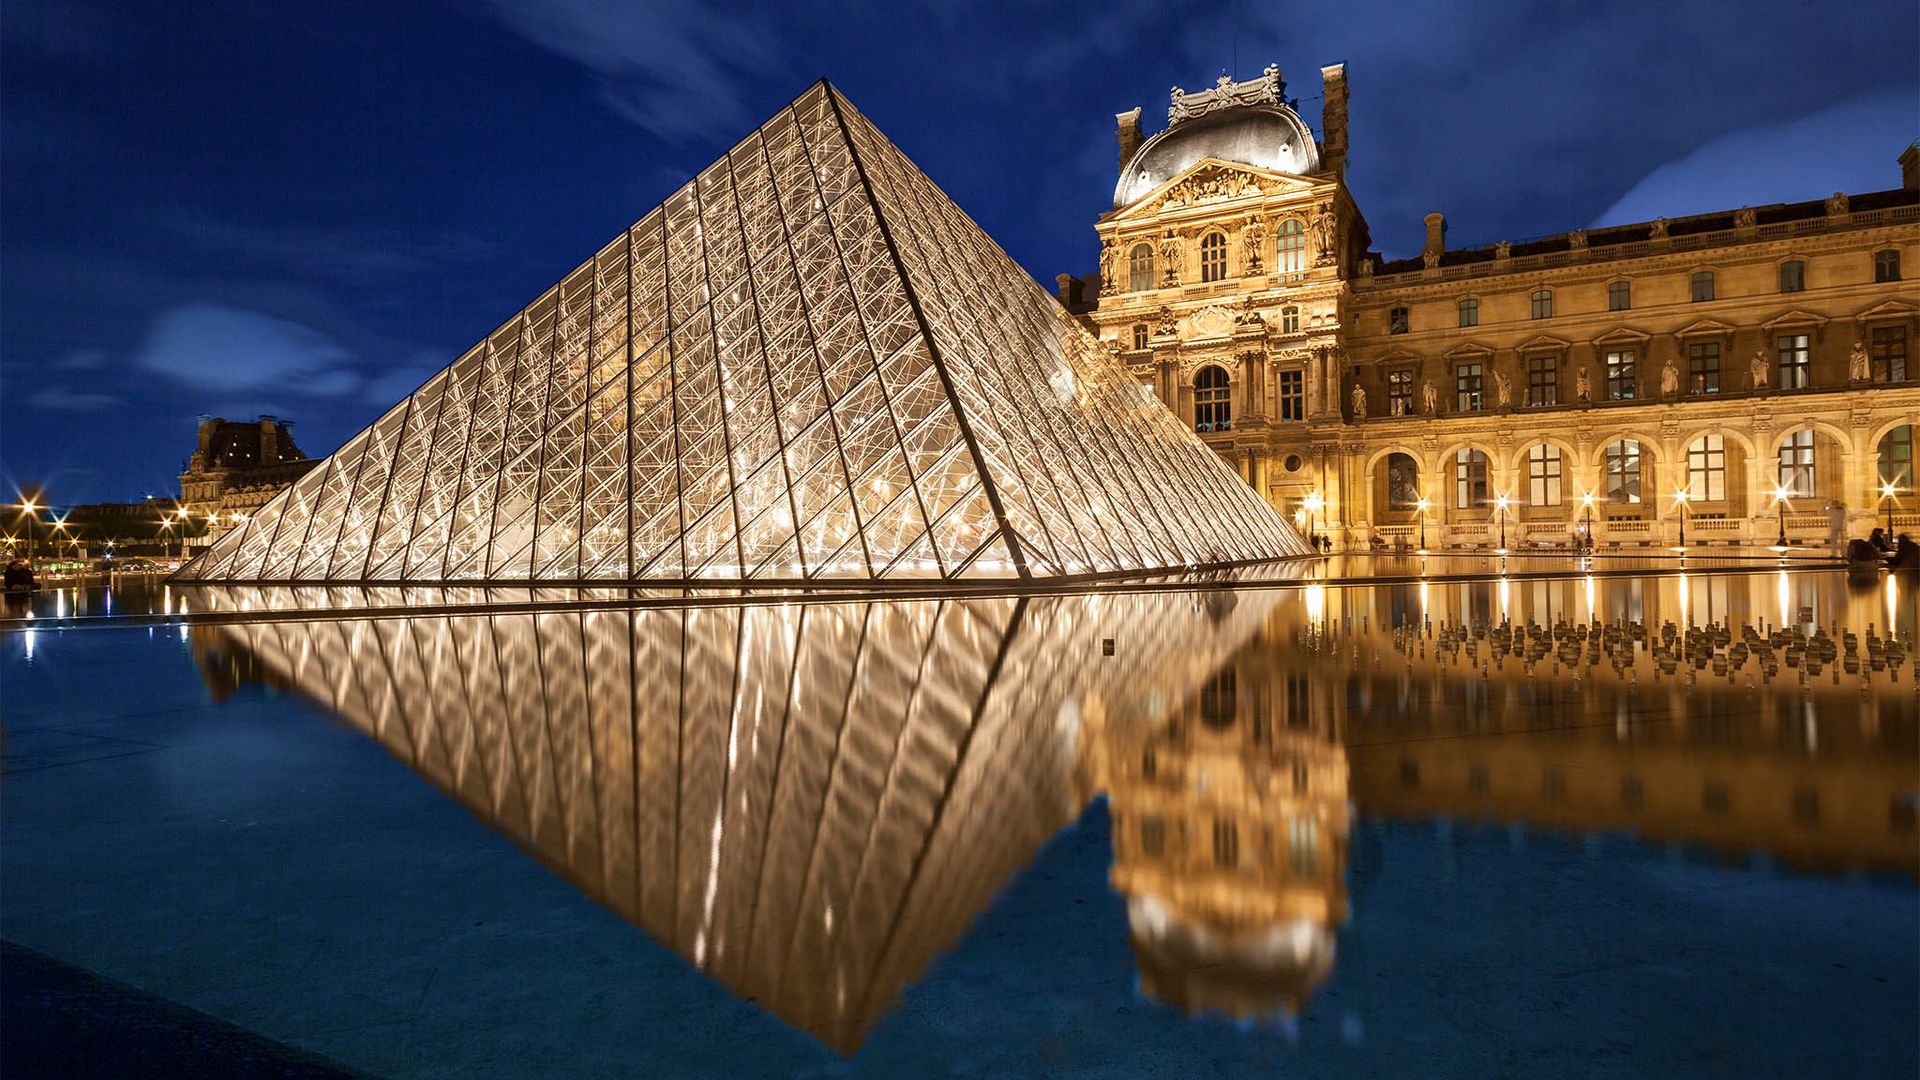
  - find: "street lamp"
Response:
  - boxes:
[1494,494,1510,553]
[1673,488,1689,551]
[14,499,38,559]
[1772,485,1792,549]
[1303,492,1325,553]
[1415,497,1430,553]
[1579,491,1597,552]
[1884,481,1900,535]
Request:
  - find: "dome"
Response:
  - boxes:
[1114,106,1320,209]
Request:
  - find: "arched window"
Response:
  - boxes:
[1687,435,1726,501]
[1527,444,1563,505]
[1778,429,1816,496]
[1454,448,1490,509]
[1131,323,1148,350]
[1199,231,1228,282]
[1530,288,1554,319]
[1280,305,1300,334]
[1879,425,1913,491]
[1194,365,1231,432]
[1604,440,1642,504]
[1386,453,1420,510]
[1127,243,1155,292]
[1275,218,1306,274]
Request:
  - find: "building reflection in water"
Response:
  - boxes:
[189,570,1915,1048]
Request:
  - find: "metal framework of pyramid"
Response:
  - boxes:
[176,83,1306,586]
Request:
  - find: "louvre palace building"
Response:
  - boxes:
[1061,65,1920,550]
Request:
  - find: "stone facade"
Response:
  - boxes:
[178,415,320,544]
[1068,67,1920,550]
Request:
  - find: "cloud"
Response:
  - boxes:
[1591,89,1920,227]
[361,354,445,405]
[27,386,119,411]
[132,303,359,397]
[51,347,108,371]
[482,0,779,141]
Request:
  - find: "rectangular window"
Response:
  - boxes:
[1458,298,1479,327]
[1779,429,1816,496]
[1287,817,1317,877]
[1387,370,1413,416]
[1690,270,1716,302]
[1779,260,1805,293]
[1455,449,1489,508]
[1608,280,1631,311]
[1687,342,1720,394]
[1527,355,1557,406]
[1777,334,1811,389]
[1456,363,1483,412]
[1871,326,1909,382]
[1605,349,1636,400]
[1530,289,1553,319]
[1688,435,1727,502]
[1280,306,1300,334]
[1278,369,1305,421]
[1200,233,1228,282]
[1874,249,1901,282]
[1389,306,1409,335]
[1131,323,1148,350]
[1527,444,1562,506]
[1604,440,1641,504]
[1880,425,1913,490]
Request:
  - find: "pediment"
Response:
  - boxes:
[1674,317,1739,338]
[1517,333,1571,353]
[1443,340,1496,359]
[1761,309,1829,332]
[1855,297,1918,322]
[1590,325,1650,345]
[1108,158,1322,222]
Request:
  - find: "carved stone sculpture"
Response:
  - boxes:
[1421,380,1439,414]
[1157,231,1181,287]
[1241,217,1266,273]
[1734,207,1757,229]
[1422,250,1440,270]
[1575,366,1591,402]
[1750,348,1770,389]
[1494,241,1512,260]
[1311,207,1337,265]
[1097,243,1115,296]
[1650,218,1669,239]
[1826,191,1849,216]
[1494,371,1511,407]
[1850,338,1871,381]
[1660,360,1680,396]
[1351,383,1367,419]
[1567,229,1588,251]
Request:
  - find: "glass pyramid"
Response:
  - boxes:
[176,83,1306,586]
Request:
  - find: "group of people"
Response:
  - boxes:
[3,557,37,594]
[1853,529,1919,572]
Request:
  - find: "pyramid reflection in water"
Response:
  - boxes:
[200,589,1285,1050]
[176,83,1304,586]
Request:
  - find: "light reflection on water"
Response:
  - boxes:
[191,570,1916,1049]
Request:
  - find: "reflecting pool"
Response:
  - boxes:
[3,568,1915,1077]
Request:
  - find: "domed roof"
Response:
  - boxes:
[1115,107,1320,209]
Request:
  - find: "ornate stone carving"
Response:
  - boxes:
[1232,296,1265,329]
[1494,371,1511,407]
[1649,218,1669,239]
[1575,366,1591,402]
[1850,338,1871,381]
[1097,243,1115,296]
[1157,231,1181,287]
[1311,206,1337,266]
[1734,207,1757,229]
[1358,256,1375,279]
[1159,166,1264,210]
[1420,380,1439,415]
[1168,66,1284,126]
[1188,305,1234,338]
[1750,347,1770,389]
[1351,382,1367,419]
[1660,360,1680,396]
[1494,241,1512,260]
[1825,191,1849,216]
[1240,217,1266,274]
[1422,249,1440,270]
[1567,229,1588,251]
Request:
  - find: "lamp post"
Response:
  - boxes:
[1773,486,1791,548]
[1304,492,1324,553]
[16,500,39,559]
[1580,492,1597,552]
[1674,488,1689,551]
[1885,481,1900,535]
[1415,497,1429,553]
[1493,494,1511,552]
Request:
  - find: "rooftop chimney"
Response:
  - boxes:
[1902,141,1919,192]
[1116,107,1143,174]
[1423,212,1446,266]
[1319,64,1349,176]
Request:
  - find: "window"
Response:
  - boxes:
[1604,440,1642,504]
[1687,435,1726,501]
[1199,231,1228,282]
[1280,305,1300,334]
[1131,323,1148,350]
[1456,363,1483,412]
[1778,429,1816,496]
[1454,448,1490,509]
[1127,243,1154,292]
[1212,819,1239,867]
[1389,306,1409,335]
[1690,270,1716,302]
[1387,369,1413,416]
[1199,669,1236,728]
[1607,280,1632,311]
[1287,817,1317,877]
[1779,260,1805,293]
[1777,333,1811,389]
[1386,453,1420,510]
[1688,342,1720,394]
[1194,365,1231,431]
[1527,354,1557,406]
[1278,369,1305,421]
[1530,289,1553,319]
[1275,218,1306,274]
[1458,298,1479,327]
[1879,425,1914,491]
[1871,326,1909,382]
[1527,444,1563,506]
[1139,815,1166,857]
[1874,248,1901,282]
[1605,349,1637,400]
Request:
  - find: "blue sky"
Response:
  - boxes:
[4,0,1915,504]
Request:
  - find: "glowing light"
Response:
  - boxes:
[1304,583,1325,627]
[1889,573,1901,630]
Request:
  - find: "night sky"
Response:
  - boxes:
[4,0,1915,505]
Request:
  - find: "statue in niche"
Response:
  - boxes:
[1158,231,1181,287]
[1311,207,1337,264]
[1351,383,1367,419]
[1494,371,1511,407]
[1097,243,1115,295]
[1660,360,1680,396]
[1850,338,1871,381]
[1421,379,1439,415]
[1241,217,1266,273]
[1750,347,1770,389]
[1575,365,1591,402]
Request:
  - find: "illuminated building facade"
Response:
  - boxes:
[1068,67,1920,549]
[178,415,320,544]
